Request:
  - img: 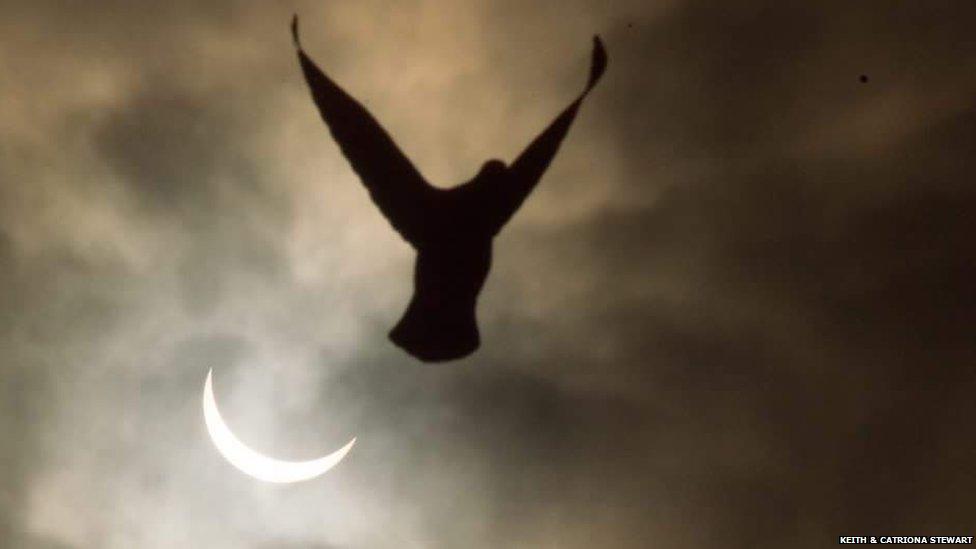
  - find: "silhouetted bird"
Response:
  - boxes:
[292,16,607,362]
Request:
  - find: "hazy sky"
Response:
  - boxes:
[2,1,975,547]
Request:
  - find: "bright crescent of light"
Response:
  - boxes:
[202,368,356,483]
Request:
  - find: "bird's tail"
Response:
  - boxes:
[389,298,481,363]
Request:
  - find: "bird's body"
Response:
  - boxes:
[292,16,607,361]
[391,237,492,361]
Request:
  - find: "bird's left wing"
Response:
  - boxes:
[293,16,434,246]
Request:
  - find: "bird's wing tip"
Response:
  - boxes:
[586,34,608,92]
[593,34,607,60]
[291,14,301,49]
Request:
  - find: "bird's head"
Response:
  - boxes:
[479,159,507,177]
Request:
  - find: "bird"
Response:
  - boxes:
[292,15,607,362]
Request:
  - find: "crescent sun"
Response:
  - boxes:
[202,368,356,483]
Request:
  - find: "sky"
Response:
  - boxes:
[1,1,975,547]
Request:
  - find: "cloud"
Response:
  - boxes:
[1,0,975,547]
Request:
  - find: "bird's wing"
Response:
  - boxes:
[489,36,608,233]
[293,16,433,246]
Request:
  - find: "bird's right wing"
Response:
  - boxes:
[489,36,608,233]
[293,16,433,246]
